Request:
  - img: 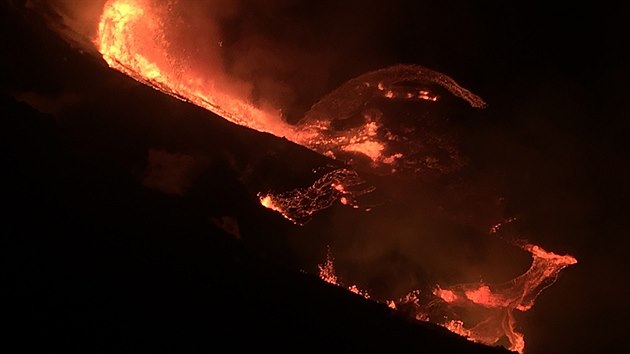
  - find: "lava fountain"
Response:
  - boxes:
[95,0,491,222]
[96,0,486,176]
[96,0,296,139]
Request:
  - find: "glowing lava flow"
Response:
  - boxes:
[319,244,577,354]
[96,0,297,139]
[432,244,577,353]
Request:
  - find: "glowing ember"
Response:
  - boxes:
[258,169,374,224]
[489,217,518,234]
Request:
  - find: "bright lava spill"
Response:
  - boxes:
[95,1,577,352]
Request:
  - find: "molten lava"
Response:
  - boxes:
[319,244,577,353]
[258,168,374,225]
[319,250,370,299]
[96,0,486,177]
[97,0,296,139]
[432,243,577,353]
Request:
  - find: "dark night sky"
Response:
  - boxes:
[2,1,629,353]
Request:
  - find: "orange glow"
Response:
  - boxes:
[318,250,371,300]
[332,183,345,192]
[434,287,458,303]
[489,216,517,234]
[431,244,577,353]
[348,284,371,299]
[96,0,486,174]
[96,0,297,140]
[418,90,439,101]
[94,0,393,167]
[318,250,339,286]
[341,141,385,162]
[93,3,574,352]
[258,169,375,224]
[259,195,284,214]
[444,320,473,338]
[320,245,576,354]
[463,285,505,307]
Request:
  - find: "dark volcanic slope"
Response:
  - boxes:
[1,95,511,354]
[1,4,512,354]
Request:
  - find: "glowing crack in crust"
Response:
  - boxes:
[258,169,375,225]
